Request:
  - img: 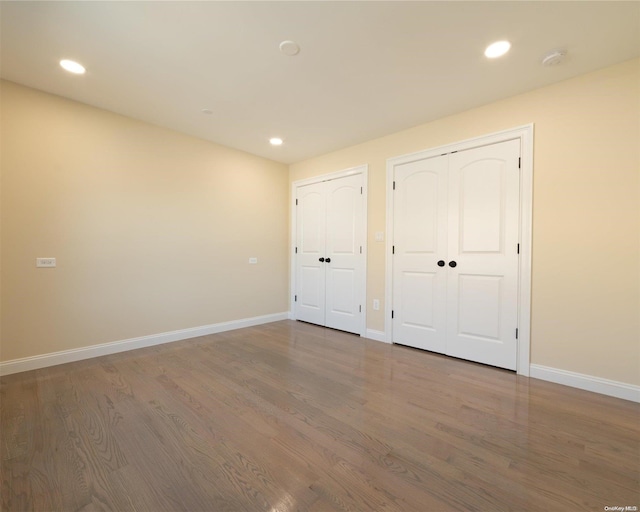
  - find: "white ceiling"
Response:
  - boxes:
[2,1,639,164]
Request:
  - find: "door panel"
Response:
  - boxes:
[327,185,358,254]
[401,271,436,329]
[459,163,504,253]
[457,274,502,340]
[327,268,355,313]
[295,183,326,325]
[392,156,448,353]
[300,190,324,254]
[299,266,323,312]
[325,174,363,333]
[404,171,439,252]
[447,139,520,369]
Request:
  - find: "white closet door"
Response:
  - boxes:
[295,182,326,326]
[446,139,521,369]
[325,174,364,333]
[295,174,364,335]
[392,156,448,352]
[391,139,521,370]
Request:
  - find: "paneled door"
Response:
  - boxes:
[295,173,365,334]
[392,139,521,370]
[446,140,521,369]
[392,155,448,353]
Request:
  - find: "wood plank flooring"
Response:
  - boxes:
[1,320,639,511]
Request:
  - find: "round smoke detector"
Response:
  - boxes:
[279,40,300,57]
[541,49,566,66]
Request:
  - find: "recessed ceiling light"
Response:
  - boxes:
[59,59,86,74]
[201,109,213,115]
[269,137,283,146]
[484,41,511,59]
[279,40,300,57]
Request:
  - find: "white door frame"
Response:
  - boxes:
[385,125,534,376]
[291,165,369,337]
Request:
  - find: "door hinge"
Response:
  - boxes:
[517,243,520,254]
[359,305,362,313]
[393,181,396,190]
[295,247,298,254]
[296,198,298,205]
[295,295,297,302]
[392,245,395,254]
[360,246,362,254]
[518,157,521,169]
[360,186,363,194]
[515,328,519,339]
[391,310,394,319]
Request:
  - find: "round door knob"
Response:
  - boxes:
[449,261,457,268]
[325,258,331,263]
[437,260,445,267]
[319,257,325,262]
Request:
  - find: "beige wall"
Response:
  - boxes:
[3,59,638,387]
[1,80,289,362]
[290,58,640,386]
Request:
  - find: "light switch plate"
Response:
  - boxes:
[249,257,258,264]
[37,257,56,268]
[375,231,384,242]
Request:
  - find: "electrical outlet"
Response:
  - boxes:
[249,257,258,264]
[36,257,56,268]
[373,299,380,310]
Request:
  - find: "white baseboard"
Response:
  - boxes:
[0,312,290,377]
[365,329,389,343]
[529,364,640,403]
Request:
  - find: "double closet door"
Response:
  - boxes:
[295,173,365,335]
[392,139,520,370]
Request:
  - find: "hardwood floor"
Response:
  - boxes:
[1,320,638,511]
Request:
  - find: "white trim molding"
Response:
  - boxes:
[385,124,534,376]
[530,364,640,403]
[365,329,389,343]
[0,312,289,377]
